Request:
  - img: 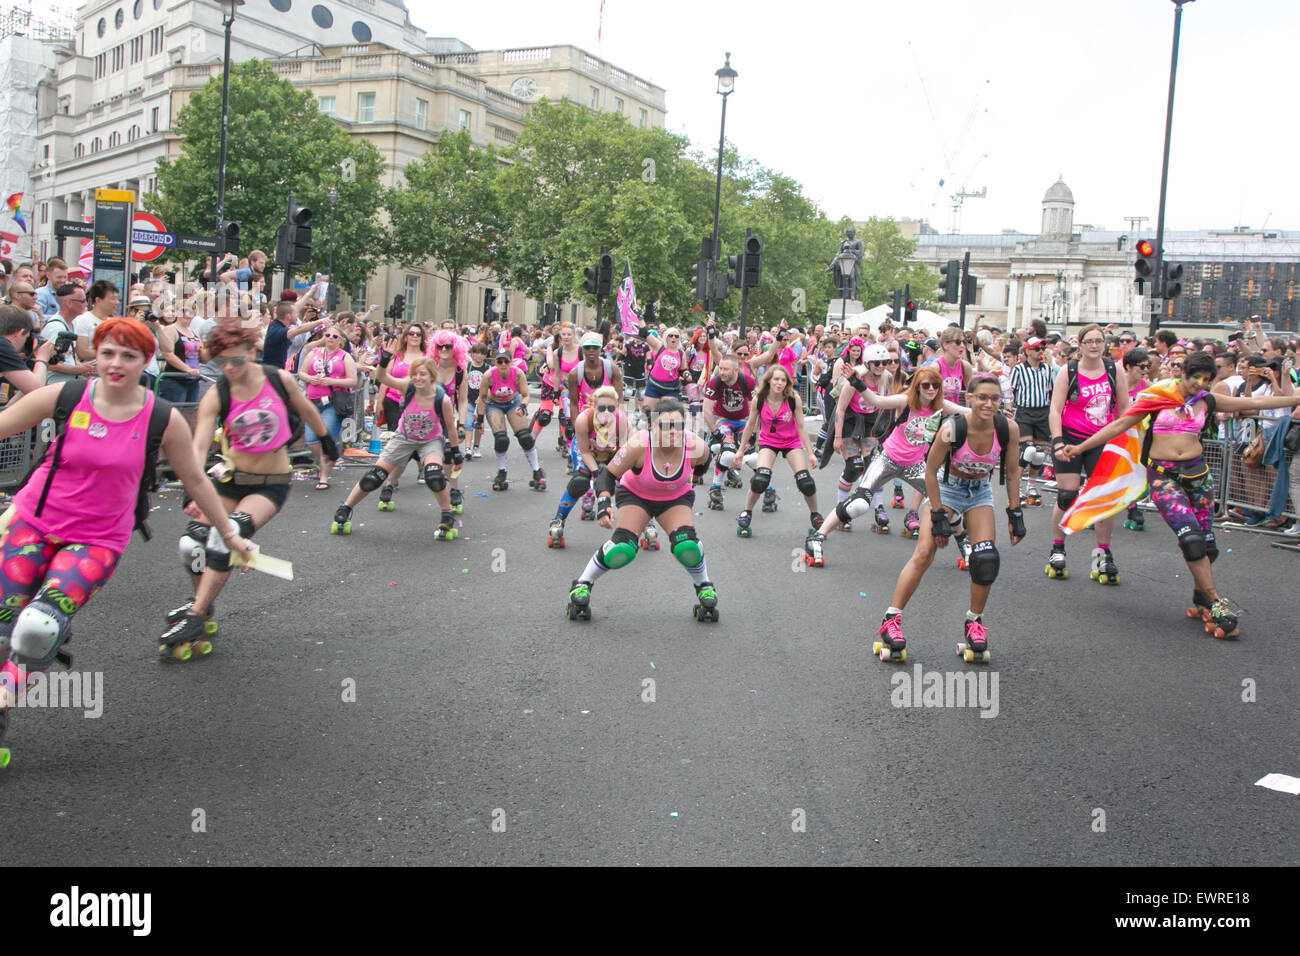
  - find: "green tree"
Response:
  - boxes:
[386,129,503,323]
[146,60,386,292]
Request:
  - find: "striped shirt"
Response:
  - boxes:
[1009,361,1053,409]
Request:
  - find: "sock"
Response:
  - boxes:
[557,493,576,518]
[886,606,903,617]
[685,557,710,587]
[496,451,509,471]
[580,553,609,585]
[837,477,853,504]
[523,447,540,471]
[966,610,981,623]
[872,487,885,510]
[1053,539,1064,548]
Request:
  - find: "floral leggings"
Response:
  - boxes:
[1147,457,1218,559]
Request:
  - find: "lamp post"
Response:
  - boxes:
[705,53,737,318]
[212,0,244,284]
[836,251,856,327]
[1149,0,1195,338]
[327,185,337,279]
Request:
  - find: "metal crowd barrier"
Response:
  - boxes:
[0,428,33,492]
[1220,438,1296,524]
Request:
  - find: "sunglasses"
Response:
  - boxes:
[919,382,940,390]
[657,421,685,431]
[1137,363,1151,370]
[1120,338,1136,344]
[437,343,454,350]
[869,361,886,368]
[582,345,601,351]
[595,403,616,412]
[407,330,422,336]
[212,355,249,368]
[323,333,342,339]
[496,358,510,364]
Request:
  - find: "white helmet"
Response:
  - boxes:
[864,344,890,363]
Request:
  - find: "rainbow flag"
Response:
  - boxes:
[4,193,25,232]
[1061,379,1191,534]
[616,258,639,336]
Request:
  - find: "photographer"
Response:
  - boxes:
[39,283,92,385]
[0,305,54,399]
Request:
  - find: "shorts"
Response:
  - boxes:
[714,419,747,443]
[484,395,522,418]
[614,485,694,520]
[1014,405,1051,442]
[1147,456,1215,539]
[759,444,802,458]
[540,381,561,402]
[380,433,445,467]
[304,401,343,446]
[1054,428,1103,477]
[625,375,647,392]
[644,379,680,400]
[841,407,879,443]
[212,474,290,511]
[859,448,928,499]
[936,472,994,515]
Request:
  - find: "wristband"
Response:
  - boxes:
[1051,436,1065,448]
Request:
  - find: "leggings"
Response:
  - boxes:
[0,517,121,682]
[1148,458,1215,543]
[845,448,927,508]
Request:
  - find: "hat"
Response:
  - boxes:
[580,331,603,348]
[495,349,513,361]
[924,338,940,351]
[1025,337,1046,349]
[128,294,152,310]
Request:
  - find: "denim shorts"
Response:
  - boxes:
[304,400,342,445]
[644,378,680,400]
[936,471,994,515]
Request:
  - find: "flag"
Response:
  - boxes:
[1061,379,1192,534]
[4,193,25,232]
[0,231,16,258]
[616,258,639,336]
[75,239,94,277]
[598,0,606,41]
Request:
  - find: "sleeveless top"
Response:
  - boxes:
[226,374,292,454]
[619,430,694,501]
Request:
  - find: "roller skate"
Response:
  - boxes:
[449,487,464,515]
[1089,546,1119,585]
[957,617,991,664]
[901,510,919,538]
[871,505,891,534]
[872,613,907,663]
[492,469,509,491]
[377,485,395,512]
[1022,486,1042,507]
[330,504,353,535]
[804,532,825,568]
[692,581,720,622]
[724,468,742,489]
[0,695,9,769]
[159,610,217,662]
[955,533,973,570]
[566,579,592,621]
[1045,543,1069,580]
[809,511,824,534]
[1186,589,1213,625]
[762,487,778,513]
[892,485,905,509]
[641,523,661,551]
[1205,597,1241,640]
[736,510,753,538]
[1123,505,1144,531]
[530,468,547,492]
[580,491,595,520]
[547,516,566,549]
[707,486,725,511]
[434,512,458,541]
[555,435,566,454]
[164,598,209,627]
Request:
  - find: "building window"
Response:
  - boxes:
[150,106,159,132]
[637,107,647,128]
[318,95,335,117]
[128,125,140,141]
[112,45,124,72]
[589,86,599,108]
[130,36,142,63]
[115,8,124,29]
[357,92,375,122]
[458,109,470,131]
[403,276,418,323]
[94,53,106,79]
[149,25,164,55]
[415,98,427,130]
[109,131,121,148]
[41,203,50,225]
[43,144,49,162]
[91,137,102,153]
[614,97,623,114]
[74,143,85,158]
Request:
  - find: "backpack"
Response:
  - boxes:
[1066,357,1118,411]
[218,364,304,448]
[933,411,1010,486]
[21,380,173,541]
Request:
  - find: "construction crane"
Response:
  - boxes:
[949,186,987,235]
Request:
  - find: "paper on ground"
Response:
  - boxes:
[1254,773,1300,795]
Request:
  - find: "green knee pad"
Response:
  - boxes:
[670,527,703,568]
[599,529,639,569]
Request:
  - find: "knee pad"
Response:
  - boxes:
[1056,488,1079,511]
[750,467,772,494]
[359,466,387,493]
[1019,443,1046,468]
[836,492,873,524]
[718,448,736,469]
[598,528,639,570]
[670,526,703,568]
[423,463,446,493]
[794,469,816,497]
[179,521,208,575]
[969,541,1000,585]
[494,430,510,453]
[533,409,552,429]
[566,471,591,500]
[10,599,72,673]
[842,456,865,483]
[1205,531,1218,564]
[203,513,254,573]
[515,428,535,452]
[1177,529,1207,562]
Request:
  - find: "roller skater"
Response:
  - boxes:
[533,325,581,455]
[736,365,819,536]
[872,613,906,663]
[547,516,566,549]
[549,386,628,548]
[331,504,352,535]
[477,349,540,496]
[811,337,864,471]
[1045,542,1068,579]
[374,324,431,499]
[566,399,715,622]
[1058,351,1300,638]
[300,322,360,490]
[827,346,893,531]
[1089,546,1119,585]
[700,352,765,511]
[1010,335,1054,506]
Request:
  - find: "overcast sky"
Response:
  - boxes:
[402,0,1296,237]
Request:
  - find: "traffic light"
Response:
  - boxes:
[583,263,599,296]
[286,198,313,267]
[326,284,340,311]
[391,294,406,321]
[596,253,614,296]
[714,267,730,302]
[693,260,710,301]
[221,219,240,254]
[1134,239,1155,293]
[937,259,960,304]
[1162,262,1184,299]
[904,298,917,325]
[742,234,762,288]
[728,252,744,290]
[963,273,977,306]
[483,289,496,321]
[887,289,902,322]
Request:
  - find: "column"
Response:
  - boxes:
[1007,274,1020,329]
[1069,274,1083,325]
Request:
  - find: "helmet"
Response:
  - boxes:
[864,344,890,363]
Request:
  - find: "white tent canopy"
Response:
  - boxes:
[826,302,952,335]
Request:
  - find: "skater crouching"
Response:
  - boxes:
[734,366,820,538]
[547,386,628,549]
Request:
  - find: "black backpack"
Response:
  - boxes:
[218,364,304,448]
[1066,357,1118,411]
[21,380,173,541]
[933,411,1010,486]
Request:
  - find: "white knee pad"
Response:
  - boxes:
[11,600,70,668]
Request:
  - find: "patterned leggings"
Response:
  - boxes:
[1148,457,1216,553]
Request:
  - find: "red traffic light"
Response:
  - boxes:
[906,301,915,311]
[1136,239,1154,257]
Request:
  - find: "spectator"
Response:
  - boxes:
[76,280,119,361]
[41,283,94,385]
[234,250,266,290]
[5,278,41,328]
[35,258,68,316]
[0,305,54,397]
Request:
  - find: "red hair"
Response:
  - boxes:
[93,316,156,360]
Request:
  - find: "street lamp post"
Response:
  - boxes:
[327,185,338,286]
[706,53,737,318]
[836,252,856,328]
[212,0,244,284]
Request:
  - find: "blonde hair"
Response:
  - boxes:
[589,385,619,449]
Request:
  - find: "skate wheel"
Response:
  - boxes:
[0,747,9,768]
[963,647,974,663]
[1089,570,1099,580]
[872,641,883,655]
[204,621,218,635]
[803,555,813,566]
[194,640,213,656]
[878,647,890,662]
[898,648,906,663]
[330,523,339,534]
[957,559,967,570]
[814,558,824,567]
[567,603,578,620]
[1185,608,1197,618]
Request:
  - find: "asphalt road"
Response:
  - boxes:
[2,427,1297,866]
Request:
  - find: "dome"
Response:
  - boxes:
[1043,176,1074,204]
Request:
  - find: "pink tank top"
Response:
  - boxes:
[619,431,693,501]
[13,384,154,553]
[576,359,613,412]
[487,365,518,403]
[883,407,936,467]
[1127,378,1147,402]
[759,397,801,449]
[397,392,444,442]
[938,356,964,405]
[949,422,1000,478]
[1061,366,1113,437]
[226,374,292,454]
[648,347,684,386]
[385,353,412,405]
[304,348,348,401]
[558,349,582,388]
[848,376,877,415]
[1151,403,1206,435]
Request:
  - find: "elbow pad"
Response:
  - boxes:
[594,465,616,498]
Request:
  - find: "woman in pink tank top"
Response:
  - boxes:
[161,326,332,653]
[299,323,359,490]
[0,318,254,762]
[871,374,1027,667]
[735,365,820,538]
[565,398,718,623]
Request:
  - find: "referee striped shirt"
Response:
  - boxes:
[1010,362,1053,409]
